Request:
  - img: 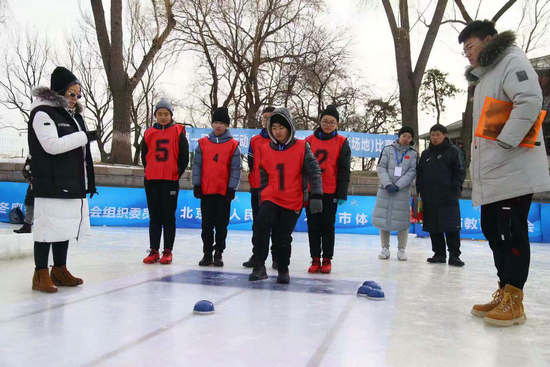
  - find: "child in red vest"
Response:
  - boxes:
[305,105,351,274]
[242,106,276,269]
[192,107,241,266]
[249,107,323,284]
[141,99,189,265]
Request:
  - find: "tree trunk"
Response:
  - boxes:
[460,84,475,170]
[110,86,133,164]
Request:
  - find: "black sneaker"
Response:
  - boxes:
[448,257,465,267]
[248,265,268,281]
[14,223,32,233]
[427,255,446,263]
[277,268,290,284]
[213,251,224,267]
[242,255,254,268]
[198,253,213,266]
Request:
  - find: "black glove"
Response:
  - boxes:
[309,197,323,214]
[86,130,98,142]
[226,188,235,201]
[385,184,399,193]
[90,190,98,199]
[193,186,202,199]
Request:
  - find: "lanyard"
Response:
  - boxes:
[393,146,408,166]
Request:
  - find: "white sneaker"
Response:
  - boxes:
[397,250,407,261]
[378,248,390,260]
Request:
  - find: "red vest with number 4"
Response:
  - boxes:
[199,136,239,195]
[248,134,271,189]
[259,139,306,211]
[305,134,346,194]
[144,124,185,180]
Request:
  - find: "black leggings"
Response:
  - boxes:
[34,241,69,270]
[481,194,533,289]
[145,180,179,250]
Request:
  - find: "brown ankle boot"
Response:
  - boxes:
[32,269,58,293]
[484,284,526,326]
[471,285,503,317]
[50,265,83,287]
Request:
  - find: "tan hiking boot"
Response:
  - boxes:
[50,265,83,287]
[32,269,58,293]
[471,286,503,317]
[484,284,526,327]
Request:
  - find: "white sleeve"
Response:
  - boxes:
[32,111,88,155]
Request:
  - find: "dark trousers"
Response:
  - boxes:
[253,201,300,270]
[481,194,532,289]
[34,241,69,269]
[200,194,231,253]
[306,194,338,259]
[429,231,461,258]
[145,180,179,250]
[250,190,274,259]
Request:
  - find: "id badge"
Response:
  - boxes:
[394,166,402,177]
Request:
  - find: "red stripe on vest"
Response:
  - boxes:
[144,124,185,180]
[305,134,346,194]
[199,136,239,195]
[259,139,306,211]
[248,134,271,189]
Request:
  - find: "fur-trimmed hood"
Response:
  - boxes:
[465,31,516,83]
[31,87,83,114]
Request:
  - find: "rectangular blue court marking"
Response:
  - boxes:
[157,270,361,295]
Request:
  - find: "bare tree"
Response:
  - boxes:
[381,0,449,146]
[515,0,550,54]
[0,31,50,126]
[174,0,321,128]
[90,0,176,164]
[419,68,461,125]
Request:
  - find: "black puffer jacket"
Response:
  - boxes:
[416,138,466,233]
[28,87,96,199]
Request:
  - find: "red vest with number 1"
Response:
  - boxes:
[259,139,306,211]
[305,134,346,194]
[144,124,185,180]
[199,136,239,195]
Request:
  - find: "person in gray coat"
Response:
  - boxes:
[372,126,417,261]
[461,21,550,326]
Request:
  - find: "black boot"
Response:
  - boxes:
[199,252,213,266]
[14,223,32,234]
[248,264,268,281]
[277,267,290,284]
[213,251,224,267]
[242,254,254,268]
[427,254,446,263]
[448,256,465,267]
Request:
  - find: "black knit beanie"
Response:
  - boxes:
[320,104,339,122]
[212,107,230,125]
[398,126,415,138]
[270,113,291,131]
[51,66,79,95]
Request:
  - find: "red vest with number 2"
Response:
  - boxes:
[305,134,346,194]
[199,136,239,195]
[259,139,306,211]
[144,124,185,180]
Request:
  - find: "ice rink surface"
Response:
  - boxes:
[1,223,549,367]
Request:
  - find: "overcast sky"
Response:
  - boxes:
[2,0,548,135]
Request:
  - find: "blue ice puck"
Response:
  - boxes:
[193,300,215,314]
[362,280,381,290]
[357,285,385,300]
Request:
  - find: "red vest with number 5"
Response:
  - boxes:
[199,136,239,195]
[305,134,346,194]
[248,134,271,189]
[259,139,306,211]
[144,124,185,180]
